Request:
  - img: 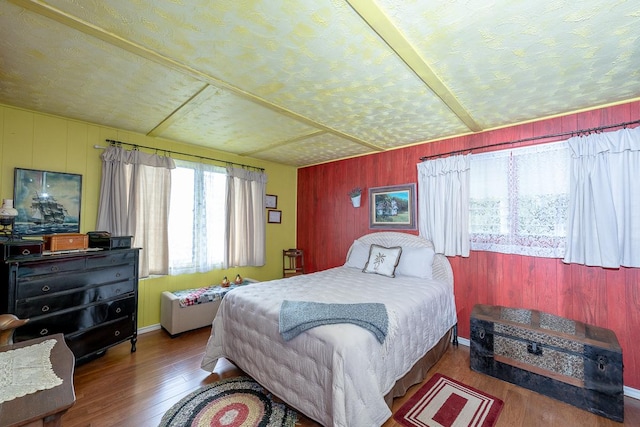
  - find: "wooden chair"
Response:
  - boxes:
[283,249,305,277]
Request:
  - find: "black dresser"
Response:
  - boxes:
[0,248,139,364]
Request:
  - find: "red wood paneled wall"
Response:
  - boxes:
[297,101,640,389]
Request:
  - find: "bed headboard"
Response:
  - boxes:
[350,232,454,288]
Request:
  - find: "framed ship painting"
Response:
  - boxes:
[13,168,82,236]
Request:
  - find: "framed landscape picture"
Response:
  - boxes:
[368,183,416,230]
[13,168,82,236]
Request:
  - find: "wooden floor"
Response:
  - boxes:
[62,327,640,427]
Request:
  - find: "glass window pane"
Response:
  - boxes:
[469,141,569,257]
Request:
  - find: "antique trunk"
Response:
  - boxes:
[43,233,88,251]
[470,304,623,422]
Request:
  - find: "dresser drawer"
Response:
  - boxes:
[85,250,138,268]
[16,257,86,278]
[16,264,136,299]
[15,279,135,318]
[14,296,136,340]
[66,316,135,362]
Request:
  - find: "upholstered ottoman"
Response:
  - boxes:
[161,279,257,337]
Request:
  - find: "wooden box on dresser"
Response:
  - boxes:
[470,303,623,422]
[0,247,140,364]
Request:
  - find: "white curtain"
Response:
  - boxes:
[563,127,640,268]
[96,146,175,277]
[417,154,470,256]
[225,166,267,267]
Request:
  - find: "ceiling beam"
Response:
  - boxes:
[346,0,482,132]
[146,84,211,137]
[239,130,326,156]
[9,0,386,152]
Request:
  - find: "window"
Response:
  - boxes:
[168,160,226,275]
[469,141,570,257]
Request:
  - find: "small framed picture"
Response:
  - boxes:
[268,210,282,224]
[265,194,278,209]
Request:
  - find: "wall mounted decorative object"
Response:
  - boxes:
[348,187,362,208]
[268,210,282,224]
[13,168,82,236]
[368,183,416,230]
[265,194,278,209]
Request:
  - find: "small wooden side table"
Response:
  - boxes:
[0,334,76,427]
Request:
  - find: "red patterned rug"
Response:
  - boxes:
[394,374,504,427]
[159,376,298,427]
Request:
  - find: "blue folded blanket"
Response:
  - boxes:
[279,300,388,343]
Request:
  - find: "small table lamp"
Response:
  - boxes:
[0,199,19,239]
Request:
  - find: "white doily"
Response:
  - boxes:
[0,339,63,403]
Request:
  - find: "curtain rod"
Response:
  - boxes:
[100,139,265,172]
[419,118,640,162]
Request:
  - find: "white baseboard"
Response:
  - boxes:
[138,323,161,335]
[457,337,470,347]
[455,336,640,400]
[625,385,640,400]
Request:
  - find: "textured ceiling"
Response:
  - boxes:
[1,0,639,167]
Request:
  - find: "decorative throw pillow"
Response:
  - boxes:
[395,246,435,279]
[363,244,402,277]
[344,240,370,269]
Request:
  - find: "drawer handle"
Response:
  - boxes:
[40,328,49,336]
[21,249,31,255]
[114,330,120,337]
[41,305,50,312]
[478,328,485,340]
[111,258,117,263]
[115,273,121,278]
[50,266,59,272]
[527,342,543,356]
[41,285,50,292]
[116,307,122,314]
[116,288,121,294]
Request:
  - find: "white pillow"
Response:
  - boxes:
[363,244,402,278]
[395,246,435,279]
[344,240,370,269]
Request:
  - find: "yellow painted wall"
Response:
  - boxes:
[0,104,297,327]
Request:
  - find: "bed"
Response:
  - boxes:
[200,232,457,427]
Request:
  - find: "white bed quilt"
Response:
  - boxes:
[201,266,457,427]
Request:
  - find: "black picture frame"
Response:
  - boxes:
[265,194,278,209]
[267,209,282,224]
[13,168,82,236]
[368,183,417,230]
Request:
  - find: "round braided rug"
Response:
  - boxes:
[159,376,298,427]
